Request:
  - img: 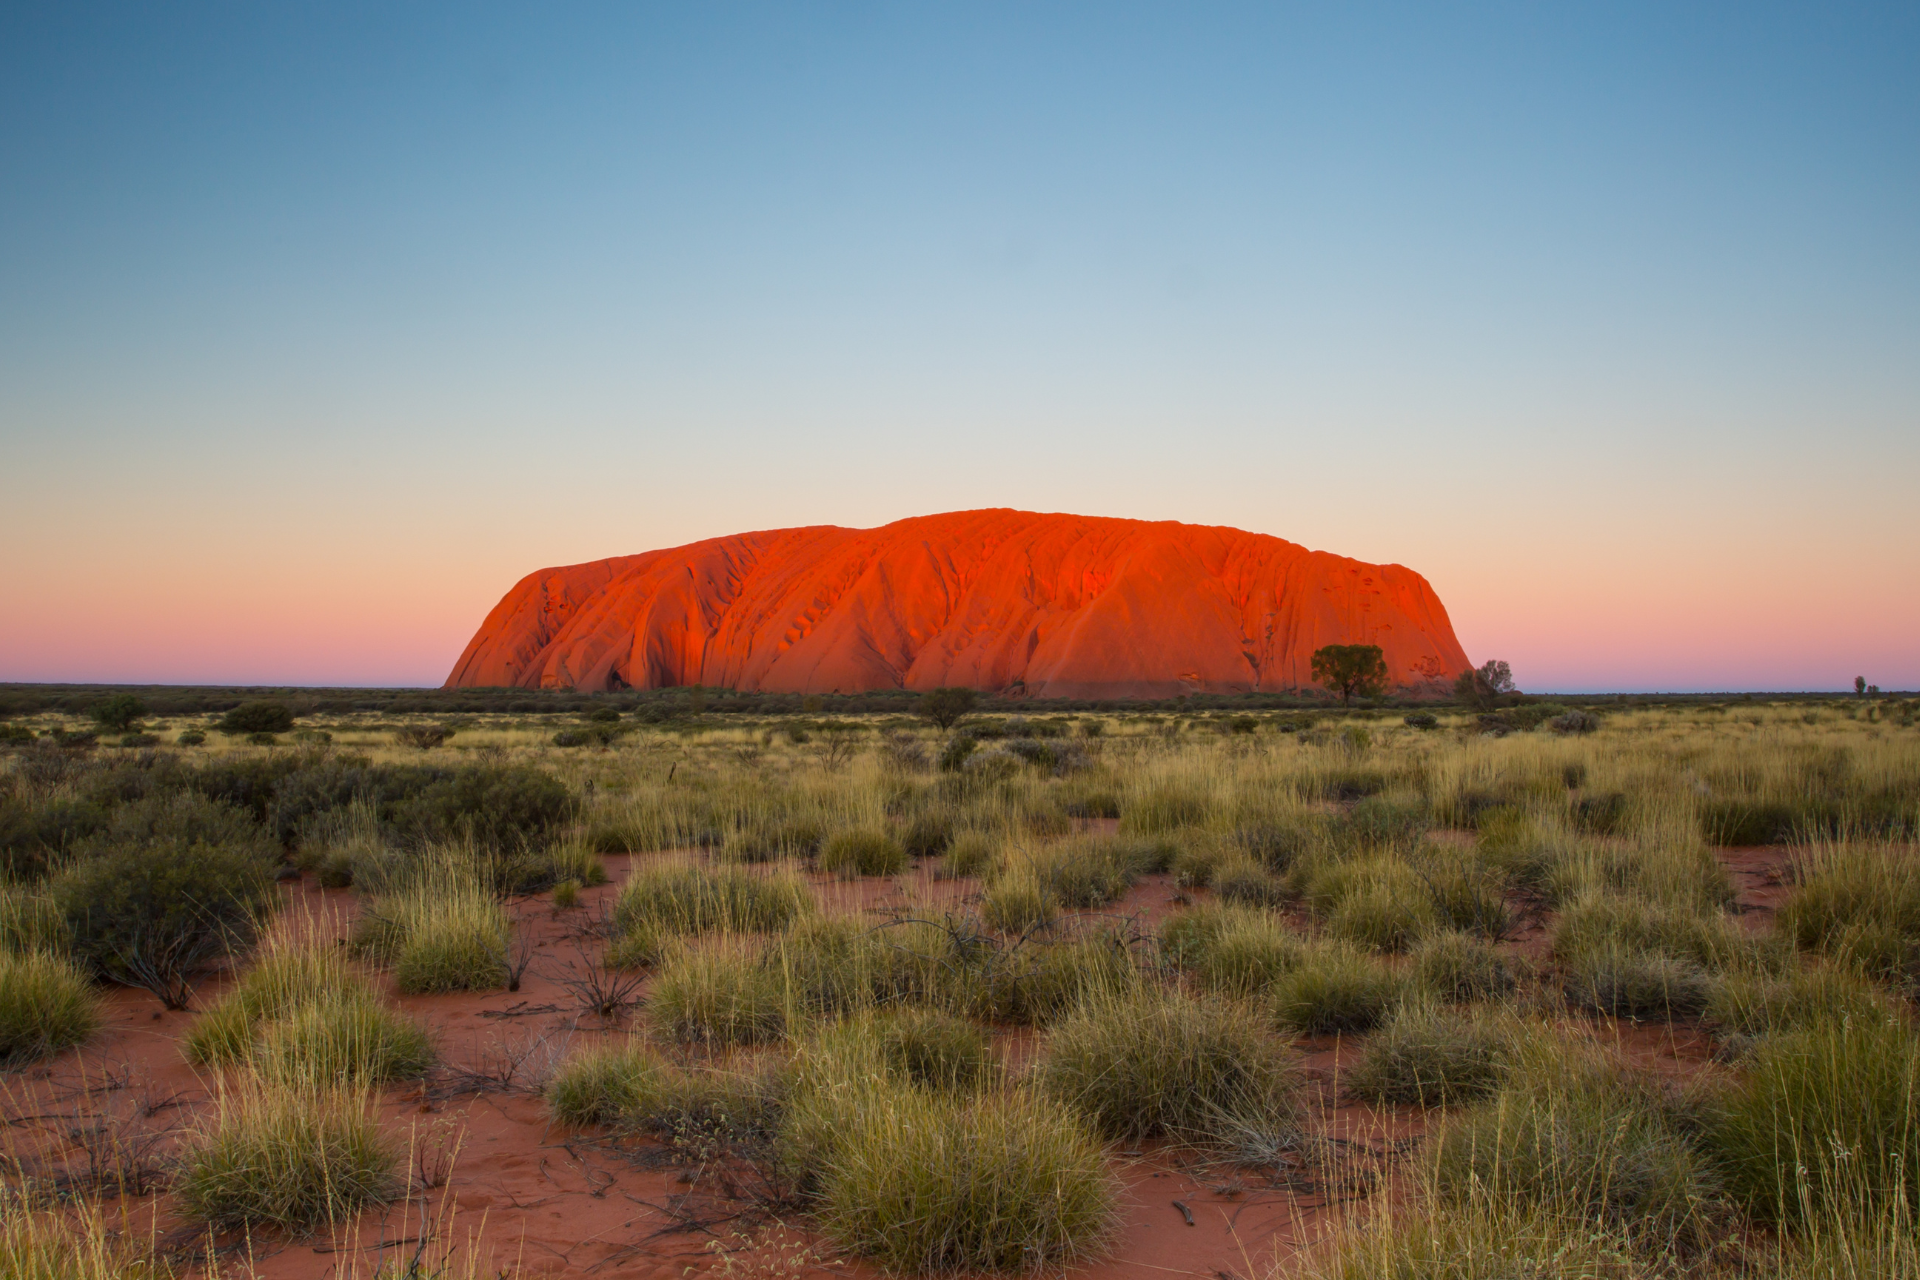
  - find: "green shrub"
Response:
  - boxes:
[1328,871,1440,953]
[1552,891,1769,975]
[1708,1014,1920,1224]
[356,876,510,994]
[177,1085,400,1234]
[1345,1005,1511,1107]
[813,1085,1115,1274]
[546,1040,669,1129]
[818,828,908,878]
[0,951,100,1064]
[254,994,434,1087]
[725,815,826,863]
[1164,904,1304,996]
[175,729,207,747]
[1269,942,1407,1035]
[1214,856,1288,907]
[1040,986,1302,1145]
[51,836,276,1007]
[217,701,296,735]
[1700,799,1807,846]
[995,933,1141,1026]
[1777,840,1920,980]
[389,764,571,852]
[1410,932,1517,1003]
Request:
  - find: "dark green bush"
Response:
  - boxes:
[218,701,296,735]
[901,810,954,859]
[90,693,147,732]
[1700,800,1807,846]
[0,796,109,879]
[389,764,571,851]
[51,838,277,1007]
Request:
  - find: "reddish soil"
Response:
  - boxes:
[2,838,1792,1279]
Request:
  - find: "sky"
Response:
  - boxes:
[2,3,1915,694]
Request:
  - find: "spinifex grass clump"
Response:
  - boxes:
[0,1204,168,1280]
[1161,903,1304,996]
[183,938,361,1066]
[1268,940,1408,1034]
[1705,961,1889,1039]
[1040,986,1302,1146]
[1777,837,1920,980]
[254,994,434,1087]
[648,937,788,1046]
[1345,1004,1513,1108]
[1707,1012,1920,1224]
[177,1084,401,1235]
[817,827,907,878]
[1429,1045,1725,1248]
[609,859,812,966]
[1410,931,1518,1003]
[357,879,510,995]
[813,1085,1116,1275]
[0,950,101,1065]
[546,1039,785,1141]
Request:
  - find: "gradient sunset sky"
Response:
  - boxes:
[3,4,1915,693]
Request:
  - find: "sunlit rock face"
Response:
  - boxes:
[445,509,1472,698]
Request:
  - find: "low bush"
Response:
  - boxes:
[1163,904,1304,996]
[980,868,1058,934]
[813,1085,1116,1274]
[0,951,100,1065]
[1040,986,1302,1146]
[51,835,276,1007]
[176,1084,400,1235]
[1777,839,1920,980]
[356,875,510,995]
[254,994,434,1087]
[1328,871,1440,953]
[1119,784,1211,835]
[392,725,454,750]
[389,764,572,852]
[1708,1013,1920,1224]
[818,828,908,878]
[900,810,954,859]
[1549,710,1601,735]
[217,701,296,735]
[547,1040,668,1129]
[1345,1005,1511,1107]
[1552,891,1769,976]
[725,814,826,863]
[1268,942,1407,1035]
[1214,856,1288,907]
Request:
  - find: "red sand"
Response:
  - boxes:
[444,509,1471,698]
[4,839,1782,1279]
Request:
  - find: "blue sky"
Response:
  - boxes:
[2,3,1915,690]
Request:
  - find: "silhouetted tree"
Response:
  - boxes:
[1857,676,1868,697]
[917,687,978,732]
[90,693,147,732]
[1311,644,1389,707]
[1454,660,1516,708]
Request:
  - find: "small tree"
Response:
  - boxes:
[1310,645,1389,707]
[90,693,147,733]
[1453,660,1516,709]
[918,687,978,732]
[1857,677,1868,697]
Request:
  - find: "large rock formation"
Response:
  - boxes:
[445,509,1471,698]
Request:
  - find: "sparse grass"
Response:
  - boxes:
[812,1084,1117,1273]
[1040,985,1302,1145]
[176,1083,401,1235]
[0,950,100,1065]
[0,1203,167,1280]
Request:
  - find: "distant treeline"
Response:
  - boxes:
[0,682,1889,722]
